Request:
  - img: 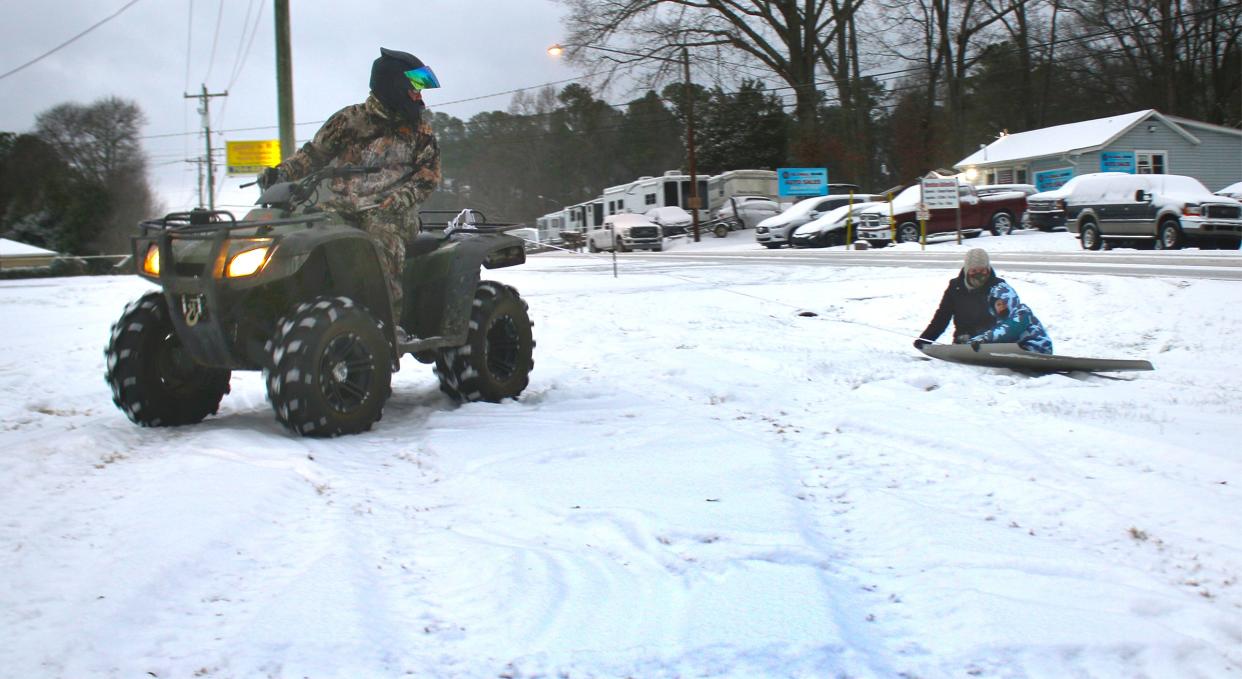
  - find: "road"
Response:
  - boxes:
[546,246,1242,281]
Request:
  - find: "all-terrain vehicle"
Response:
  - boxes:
[105,167,535,437]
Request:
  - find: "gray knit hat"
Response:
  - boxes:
[963,248,991,288]
[964,248,990,270]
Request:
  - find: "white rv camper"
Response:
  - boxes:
[565,199,605,234]
[535,210,567,244]
[707,169,779,205]
[600,170,711,222]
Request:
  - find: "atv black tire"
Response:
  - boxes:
[265,296,392,437]
[435,281,535,403]
[105,292,231,427]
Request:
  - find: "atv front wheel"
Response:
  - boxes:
[105,292,231,427]
[435,281,534,403]
[265,296,392,437]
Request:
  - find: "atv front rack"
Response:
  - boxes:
[139,208,330,236]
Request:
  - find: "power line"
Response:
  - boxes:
[183,0,195,93]
[0,0,146,81]
[202,0,226,84]
[226,0,266,90]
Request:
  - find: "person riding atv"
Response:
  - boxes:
[258,47,441,329]
[104,167,536,437]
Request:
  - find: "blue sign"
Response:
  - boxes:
[1035,167,1075,192]
[1100,151,1136,174]
[778,167,829,197]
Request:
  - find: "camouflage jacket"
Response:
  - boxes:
[278,94,440,217]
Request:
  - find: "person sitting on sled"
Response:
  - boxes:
[914,248,1053,354]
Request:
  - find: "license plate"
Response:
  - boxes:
[865,229,892,240]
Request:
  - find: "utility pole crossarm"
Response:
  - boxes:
[184,85,228,209]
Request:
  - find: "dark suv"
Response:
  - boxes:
[1029,173,1242,250]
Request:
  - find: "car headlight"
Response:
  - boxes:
[142,243,160,275]
[226,245,273,277]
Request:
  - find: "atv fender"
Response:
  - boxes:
[403,233,525,346]
[271,228,396,335]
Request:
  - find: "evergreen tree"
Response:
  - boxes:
[0,133,110,254]
[698,80,789,174]
[618,91,683,179]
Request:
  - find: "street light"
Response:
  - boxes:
[548,42,703,242]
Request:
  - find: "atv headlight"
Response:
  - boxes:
[142,243,161,275]
[225,245,273,278]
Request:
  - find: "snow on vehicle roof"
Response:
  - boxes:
[645,206,691,221]
[606,213,657,226]
[1026,172,1129,200]
[794,201,883,236]
[779,194,858,218]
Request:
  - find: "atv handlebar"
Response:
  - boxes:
[254,165,385,211]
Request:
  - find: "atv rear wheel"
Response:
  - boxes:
[435,281,534,403]
[105,292,231,427]
[265,296,392,437]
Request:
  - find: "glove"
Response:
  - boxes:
[378,192,408,211]
[913,338,931,350]
[257,167,284,190]
[970,339,982,352]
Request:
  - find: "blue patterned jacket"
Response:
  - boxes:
[969,279,1053,354]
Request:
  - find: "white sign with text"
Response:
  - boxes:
[921,178,960,210]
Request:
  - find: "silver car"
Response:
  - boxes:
[715,196,781,229]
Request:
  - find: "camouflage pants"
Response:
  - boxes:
[349,206,418,326]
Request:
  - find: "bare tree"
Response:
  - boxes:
[559,0,863,164]
[1060,0,1242,125]
[878,0,1022,159]
[34,97,154,254]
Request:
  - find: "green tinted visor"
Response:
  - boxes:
[404,65,440,91]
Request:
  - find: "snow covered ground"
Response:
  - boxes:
[2,230,1240,678]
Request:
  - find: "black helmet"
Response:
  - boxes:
[370,47,439,122]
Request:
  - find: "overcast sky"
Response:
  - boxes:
[0,0,594,212]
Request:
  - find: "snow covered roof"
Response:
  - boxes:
[954,110,1204,168]
[0,238,58,257]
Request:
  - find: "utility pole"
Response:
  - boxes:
[185,157,206,208]
[274,0,295,161]
[184,85,228,209]
[683,46,700,242]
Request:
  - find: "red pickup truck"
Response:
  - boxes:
[855,183,1030,244]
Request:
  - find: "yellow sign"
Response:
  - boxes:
[225,140,282,176]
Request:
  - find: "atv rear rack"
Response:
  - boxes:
[418,209,525,234]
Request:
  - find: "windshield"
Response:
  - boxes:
[889,185,922,208]
[795,201,882,235]
[782,196,835,218]
[609,213,653,227]
[1156,175,1211,196]
[646,207,690,222]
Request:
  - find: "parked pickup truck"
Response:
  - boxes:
[856,182,1029,245]
[587,213,664,252]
